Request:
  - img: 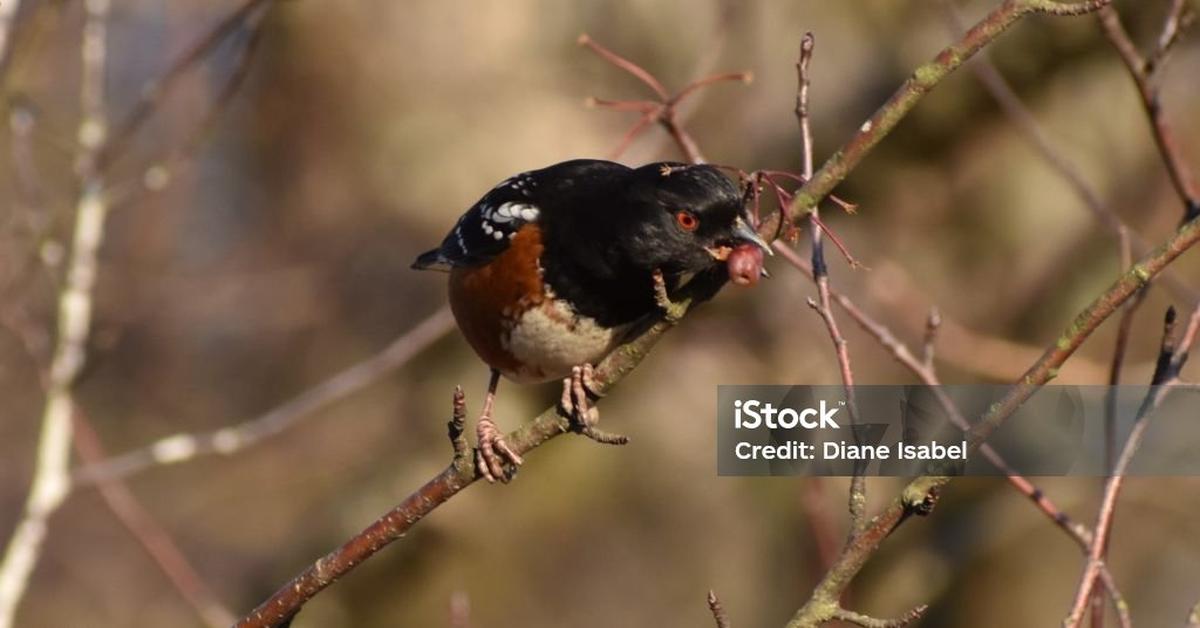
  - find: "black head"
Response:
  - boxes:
[619,162,770,276]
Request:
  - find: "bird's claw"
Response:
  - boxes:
[560,364,628,445]
[475,415,522,483]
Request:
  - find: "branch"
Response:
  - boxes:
[236,3,1152,625]
[1063,303,1199,628]
[0,0,111,624]
[774,243,1133,626]
[234,307,686,627]
[94,0,275,173]
[71,411,234,628]
[579,34,751,163]
[941,0,1196,303]
[791,31,866,540]
[779,0,1113,225]
[784,167,1200,628]
[708,590,732,628]
[0,0,20,79]
[830,605,928,628]
[1097,4,1200,219]
[73,306,454,486]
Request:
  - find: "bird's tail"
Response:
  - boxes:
[411,248,453,272]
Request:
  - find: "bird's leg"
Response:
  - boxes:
[559,364,628,445]
[475,369,523,483]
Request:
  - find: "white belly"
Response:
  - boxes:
[502,299,623,383]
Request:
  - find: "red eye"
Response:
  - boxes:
[675,210,699,231]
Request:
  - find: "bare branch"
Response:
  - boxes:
[73,306,455,486]
[830,605,928,628]
[1097,5,1200,218]
[580,34,750,163]
[779,0,1113,225]
[234,305,687,627]
[0,1,111,624]
[707,590,731,628]
[95,0,275,172]
[71,411,234,628]
[1064,305,1197,628]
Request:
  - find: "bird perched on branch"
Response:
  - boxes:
[412,159,770,482]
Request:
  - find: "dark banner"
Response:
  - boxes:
[716,385,1199,476]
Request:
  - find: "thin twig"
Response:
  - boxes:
[773,244,1096,547]
[1187,596,1200,628]
[707,590,731,628]
[94,0,275,173]
[448,591,470,628]
[1097,4,1200,219]
[1144,0,1192,76]
[580,34,750,164]
[234,303,688,627]
[71,411,234,628]
[779,0,1115,226]
[0,1,111,625]
[73,306,455,486]
[106,4,270,210]
[830,605,928,628]
[1064,304,1197,628]
[793,31,866,541]
[942,0,1196,304]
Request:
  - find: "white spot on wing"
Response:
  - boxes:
[454,226,468,253]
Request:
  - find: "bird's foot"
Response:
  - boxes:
[475,413,523,484]
[559,364,628,445]
[652,269,689,324]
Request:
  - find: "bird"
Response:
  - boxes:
[412,159,771,482]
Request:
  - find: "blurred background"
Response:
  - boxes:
[2,0,1200,626]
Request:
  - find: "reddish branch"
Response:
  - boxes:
[235,312,682,628]
[579,34,751,164]
[1064,303,1199,628]
[1097,4,1199,219]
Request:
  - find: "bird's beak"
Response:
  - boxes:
[732,216,774,256]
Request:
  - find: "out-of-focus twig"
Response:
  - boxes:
[106,3,271,210]
[1097,4,1200,220]
[0,1,111,625]
[0,0,21,74]
[579,33,751,164]
[95,0,275,173]
[73,306,455,486]
[707,590,731,628]
[71,411,234,628]
[448,591,470,628]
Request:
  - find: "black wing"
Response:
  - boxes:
[411,170,544,271]
[411,159,629,271]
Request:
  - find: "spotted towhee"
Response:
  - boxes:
[412,159,770,481]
